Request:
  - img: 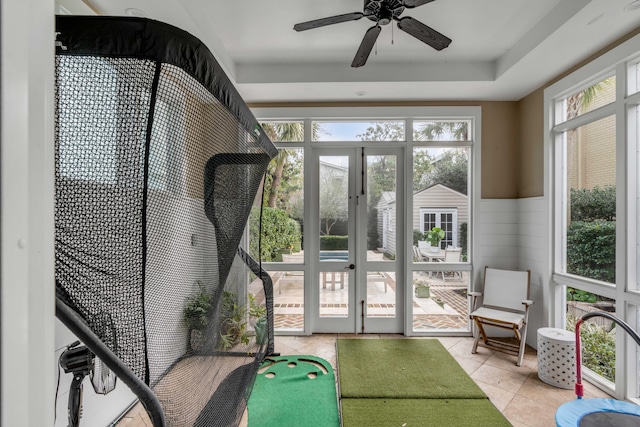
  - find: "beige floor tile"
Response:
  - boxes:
[474,380,516,411]
[502,394,560,427]
[471,363,530,393]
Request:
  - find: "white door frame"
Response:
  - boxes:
[311,147,404,333]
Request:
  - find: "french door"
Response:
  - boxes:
[312,147,403,333]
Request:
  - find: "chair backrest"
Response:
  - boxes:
[482,267,530,312]
[417,240,429,249]
[413,246,422,261]
[444,247,462,262]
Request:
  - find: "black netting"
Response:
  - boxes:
[54,16,277,427]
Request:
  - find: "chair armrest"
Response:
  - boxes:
[469,292,482,297]
[522,299,534,306]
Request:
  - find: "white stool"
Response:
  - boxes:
[537,327,576,389]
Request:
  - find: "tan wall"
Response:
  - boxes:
[249,100,519,199]
[517,89,544,197]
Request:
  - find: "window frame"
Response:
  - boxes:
[545,32,640,402]
[419,208,458,248]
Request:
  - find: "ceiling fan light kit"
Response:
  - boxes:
[293,0,451,67]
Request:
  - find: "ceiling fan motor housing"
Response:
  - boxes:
[364,0,405,25]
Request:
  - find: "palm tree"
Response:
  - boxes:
[260,122,321,208]
[414,121,468,141]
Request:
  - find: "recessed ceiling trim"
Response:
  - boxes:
[495,0,591,79]
[235,61,495,85]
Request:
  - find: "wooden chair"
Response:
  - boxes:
[469,267,533,366]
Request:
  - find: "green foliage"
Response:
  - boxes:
[413,229,425,246]
[218,290,249,350]
[218,291,267,350]
[249,207,301,262]
[459,222,468,261]
[413,121,469,141]
[183,282,213,331]
[368,207,380,250]
[356,122,405,142]
[570,186,615,221]
[566,288,597,303]
[415,148,468,195]
[413,149,435,191]
[320,235,348,250]
[566,220,615,283]
[426,227,445,246]
[566,313,616,382]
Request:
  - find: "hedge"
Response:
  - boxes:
[249,207,301,262]
[320,235,348,250]
[566,220,615,283]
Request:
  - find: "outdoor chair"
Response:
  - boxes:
[435,247,462,281]
[469,267,533,366]
[413,245,426,262]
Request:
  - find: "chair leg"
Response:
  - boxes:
[516,325,527,367]
[471,318,483,354]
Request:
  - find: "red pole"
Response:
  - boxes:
[574,319,584,399]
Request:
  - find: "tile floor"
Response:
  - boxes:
[118,334,610,427]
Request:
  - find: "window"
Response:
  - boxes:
[420,209,457,249]
[312,120,405,142]
[547,34,640,401]
[413,120,471,141]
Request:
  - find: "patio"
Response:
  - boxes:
[270,256,469,332]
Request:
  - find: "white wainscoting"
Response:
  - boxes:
[473,197,549,348]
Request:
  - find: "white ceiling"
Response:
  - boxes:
[63,0,640,102]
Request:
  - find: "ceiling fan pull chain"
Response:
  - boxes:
[392,24,395,44]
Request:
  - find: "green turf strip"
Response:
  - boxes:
[341,398,512,427]
[337,339,487,399]
[247,355,340,427]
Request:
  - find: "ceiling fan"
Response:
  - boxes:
[293,0,452,68]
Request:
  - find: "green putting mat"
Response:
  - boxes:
[247,355,340,427]
[341,398,512,427]
[337,338,487,399]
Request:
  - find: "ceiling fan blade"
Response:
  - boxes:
[396,16,451,51]
[294,12,364,31]
[351,25,382,68]
[402,0,436,8]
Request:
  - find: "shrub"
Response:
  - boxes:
[570,186,615,222]
[249,207,301,262]
[320,235,348,250]
[566,220,615,283]
[566,313,615,382]
[413,229,425,246]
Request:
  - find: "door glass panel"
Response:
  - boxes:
[319,156,349,260]
[366,271,396,318]
[367,154,396,261]
[319,272,349,318]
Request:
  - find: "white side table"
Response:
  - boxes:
[537,327,576,389]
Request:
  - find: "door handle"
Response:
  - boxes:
[345,264,355,270]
